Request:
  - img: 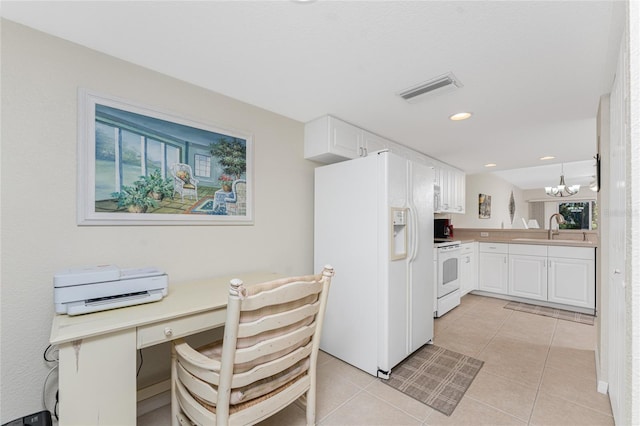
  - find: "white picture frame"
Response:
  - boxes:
[77,89,254,225]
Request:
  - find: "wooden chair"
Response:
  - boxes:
[171,266,334,425]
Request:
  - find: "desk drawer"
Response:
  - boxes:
[137,309,226,348]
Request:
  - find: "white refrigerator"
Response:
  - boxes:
[315,150,434,378]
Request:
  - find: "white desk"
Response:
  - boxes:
[50,271,280,426]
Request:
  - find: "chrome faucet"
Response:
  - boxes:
[548,213,566,239]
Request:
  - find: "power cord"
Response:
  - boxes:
[137,349,144,377]
[42,365,58,420]
[42,344,59,421]
[43,344,58,363]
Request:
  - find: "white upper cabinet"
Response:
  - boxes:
[433,163,466,214]
[362,131,390,156]
[304,115,466,212]
[304,115,390,163]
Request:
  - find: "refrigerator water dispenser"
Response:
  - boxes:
[391,208,408,260]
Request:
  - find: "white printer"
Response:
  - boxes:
[54,265,168,315]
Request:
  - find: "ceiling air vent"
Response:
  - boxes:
[398,72,463,103]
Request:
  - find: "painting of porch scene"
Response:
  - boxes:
[93,104,248,216]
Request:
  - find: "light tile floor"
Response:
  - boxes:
[138,294,613,425]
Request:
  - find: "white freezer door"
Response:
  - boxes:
[315,155,381,376]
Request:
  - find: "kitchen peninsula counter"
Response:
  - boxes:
[449,228,599,248]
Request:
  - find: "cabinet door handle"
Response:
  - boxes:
[164,327,173,337]
[364,147,368,156]
[359,147,363,156]
[614,269,621,275]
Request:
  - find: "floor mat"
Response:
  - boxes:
[504,301,595,325]
[382,344,483,416]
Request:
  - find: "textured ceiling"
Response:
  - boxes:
[0,1,625,186]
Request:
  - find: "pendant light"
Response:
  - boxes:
[545,163,580,197]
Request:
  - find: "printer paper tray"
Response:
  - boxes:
[66,289,164,316]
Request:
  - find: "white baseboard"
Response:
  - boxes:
[137,379,171,417]
[597,380,609,395]
[137,390,171,417]
[594,348,609,395]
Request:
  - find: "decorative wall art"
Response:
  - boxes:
[479,193,492,219]
[509,190,516,224]
[77,89,254,225]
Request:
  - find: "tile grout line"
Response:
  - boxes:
[527,317,559,425]
[317,385,368,425]
[475,304,514,358]
[362,380,431,425]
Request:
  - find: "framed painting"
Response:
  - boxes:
[479,193,491,219]
[77,89,253,225]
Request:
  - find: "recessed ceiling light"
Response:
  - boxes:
[449,112,472,121]
[540,156,555,160]
[484,163,497,168]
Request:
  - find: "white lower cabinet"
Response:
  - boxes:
[459,242,477,295]
[477,242,595,312]
[478,243,508,294]
[547,246,595,309]
[508,244,548,301]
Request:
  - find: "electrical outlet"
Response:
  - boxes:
[480,232,489,237]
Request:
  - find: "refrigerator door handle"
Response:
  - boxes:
[408,206,419,262]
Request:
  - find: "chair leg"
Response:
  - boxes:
[170,345,179,426]
[305,388,316,426]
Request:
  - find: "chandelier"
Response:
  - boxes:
[545,164,580,197]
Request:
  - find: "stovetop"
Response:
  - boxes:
[434,239,461,248]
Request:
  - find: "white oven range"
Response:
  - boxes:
[434,240,461,317]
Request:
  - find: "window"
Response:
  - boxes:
[194,154,211,178]
[95,121,182,200]
[559,201,598,230]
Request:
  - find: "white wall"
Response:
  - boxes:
[0,20,316,422]
[449,172,527,229]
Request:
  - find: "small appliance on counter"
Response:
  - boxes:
[434,218,454,239]
[54,264,168,315]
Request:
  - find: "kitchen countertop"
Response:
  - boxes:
[479,238,596,248]
[435,237,597,248]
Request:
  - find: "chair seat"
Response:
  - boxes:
[181,361,309,413]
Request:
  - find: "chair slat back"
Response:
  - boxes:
[234,323,315,365]
[237,301,320,338]
[172,266,334,426]
[240,280,323,311]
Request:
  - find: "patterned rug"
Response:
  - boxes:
[382,344,483,416]
[504,301,595,325]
